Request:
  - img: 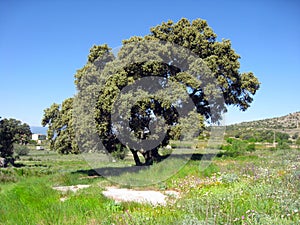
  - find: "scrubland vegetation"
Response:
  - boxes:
[1,142,299,225]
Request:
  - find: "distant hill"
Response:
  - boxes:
[30,126,47,135]
[230,112,300,130]
[226,112,300,140]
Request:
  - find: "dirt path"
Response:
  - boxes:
[102,187,179,206]
[53,185,179,205]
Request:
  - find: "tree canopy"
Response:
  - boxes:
[42,98,79,154]
[0,117,31,163]
[43,18,260,165]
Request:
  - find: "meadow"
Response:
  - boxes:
[0,144,299,225]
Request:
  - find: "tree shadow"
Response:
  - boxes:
[13,162,27,167]
[2,162,48,168]
[73,153,217,178]
[174,153,216,161]
[74,164,151,177]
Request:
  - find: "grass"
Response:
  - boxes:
[0,147,299,224]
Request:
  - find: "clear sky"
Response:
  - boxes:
[0,0,299,126]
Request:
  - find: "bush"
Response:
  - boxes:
[14,144,30,156]
[292,132,299,140]
[220,139,256,157]
[276,141,290,150]
[111,144,128,160]
[159,147,172,156]
[246,143,256,152]
[0,169,18,183]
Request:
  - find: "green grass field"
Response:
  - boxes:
[0,146,299,224]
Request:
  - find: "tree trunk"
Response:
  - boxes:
[151,148,162,162]
[130,149,143,166]
[142,148,165,165]
[143,151,153,166]
[131,148,167,166]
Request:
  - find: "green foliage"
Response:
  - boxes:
[275,132,290,143]
[43,18,260,165]
[159,147,173,156]
[292,132,299,140]
[201,163,220,177]
[147,18,259,109]
[246,143,256,152]
[14,144,30,156]
[0,169,18,183]
[75,18,259,165]
[221,138,256,157]
[276,141,291,150]
[226,112,300,147]
[226,127,291,144]
[1,147,300,224]
[42,98,79,154]
[111,143,128,160]
[0,117,31,161]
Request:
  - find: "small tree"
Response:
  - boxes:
[0,117,31,166]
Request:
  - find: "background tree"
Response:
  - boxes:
[43,44,114,155]
[73,18,260,165]
[0,117,32,166]
[42,98,79,154]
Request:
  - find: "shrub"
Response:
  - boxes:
[246,143,256,152]
[220,139,256,157]
[292,132,299,140]
[220,173,239,183]
[159,147,172,156]
[0,169,18,183]
[14,144,30,156]
[111,144,128,160]
[276,141,290,150]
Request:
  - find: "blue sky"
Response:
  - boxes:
[0,0,299,126]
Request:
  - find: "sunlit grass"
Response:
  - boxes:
[0,147,299,224]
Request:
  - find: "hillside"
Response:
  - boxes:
[232,112,300,130]
[226,112,300,142]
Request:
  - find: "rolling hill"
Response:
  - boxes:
[231,112,300,130]
[226,112,300,141]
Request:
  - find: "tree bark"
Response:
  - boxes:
[131,148,168,166]
[130,149,143,166]
[142,151,153,166]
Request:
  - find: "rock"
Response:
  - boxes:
[102,187,180,206]
[0,157,14,167]
[166,145,172,149]
[0,157,5,167]
[52,185,90,193]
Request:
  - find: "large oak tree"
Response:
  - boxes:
[43,18,260,165]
